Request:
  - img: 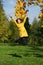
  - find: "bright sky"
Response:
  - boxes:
[3,0,41,24]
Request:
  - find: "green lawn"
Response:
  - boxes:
[0,44,43,65]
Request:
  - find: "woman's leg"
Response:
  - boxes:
[21,37,27,45]
[15,38,20,43]
[15,37,28,45]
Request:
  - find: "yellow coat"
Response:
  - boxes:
[12,16,28,37]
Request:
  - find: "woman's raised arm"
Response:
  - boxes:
[23,16,27,24]
[11,17,18,25]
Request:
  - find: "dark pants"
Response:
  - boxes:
[15,37,28,45]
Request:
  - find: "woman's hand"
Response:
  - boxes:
[9,16,12,18]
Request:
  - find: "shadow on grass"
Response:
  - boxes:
[33,53,43,58]
[8,53,22,58]
[23,45,43,58]
[30,46,43,58]
[31,46,43,52]
[23,53,32,57]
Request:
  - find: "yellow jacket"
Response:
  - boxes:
[12,16,28,37]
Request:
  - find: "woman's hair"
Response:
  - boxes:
[16,18,23,23]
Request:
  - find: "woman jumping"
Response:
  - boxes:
[10,16,28,45]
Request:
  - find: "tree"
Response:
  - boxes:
[24,17,30,35]
[29,18,43,45]
[0,0,10,43]
[29,18,38,45]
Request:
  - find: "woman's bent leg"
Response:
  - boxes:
[15,38,20,43]
[21,37,27,45]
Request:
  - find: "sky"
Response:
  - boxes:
[3,0,41,24]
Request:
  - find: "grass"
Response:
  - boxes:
[0,43,43,65]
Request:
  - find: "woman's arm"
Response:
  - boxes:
[11,17,18,25]
[23,16,27,24]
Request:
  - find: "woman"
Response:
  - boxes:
[10,16,28,45]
